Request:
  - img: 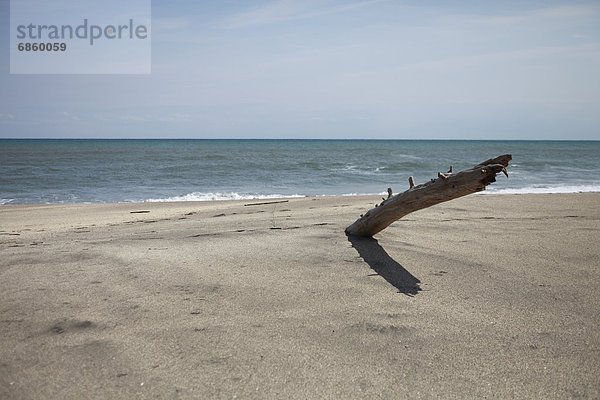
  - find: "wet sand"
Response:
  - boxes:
[1,193,599,399]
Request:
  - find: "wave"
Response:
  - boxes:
[3,185,598,206]
[137,185,600,203]
[326,186,600,197]
[144,192,305,202]
[336,185,600,197]
[332,165,390,176]
[485,185,600,194]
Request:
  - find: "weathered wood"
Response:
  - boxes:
[244,200,289,206]
[345,154,512,237]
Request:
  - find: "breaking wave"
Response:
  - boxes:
[484,185,600,194]
[145,192,305,202]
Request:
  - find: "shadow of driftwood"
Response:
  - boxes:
[347,234,421,296]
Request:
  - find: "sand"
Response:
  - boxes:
[0,193,599,399]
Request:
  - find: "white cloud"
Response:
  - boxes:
[463,3,600,26]
[120,114,147,122]
[536,4,600,19]
[394,43,600,72]
[0,113,15,121]
[61,111,81,121]
[218,0,387,29]
[152,17,192,32]
[118,113,191,123]
[155,113,191,123]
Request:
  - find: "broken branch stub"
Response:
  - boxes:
[345,154,512,237]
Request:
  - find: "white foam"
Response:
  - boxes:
[0,199,15,205]
[145,192,305,203]
[484,185,600,194]
[327,186,600,197]
[333,165,387,176]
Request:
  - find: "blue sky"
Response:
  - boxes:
[1,0,599,139]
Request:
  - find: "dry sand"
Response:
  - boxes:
[0,193,599,399]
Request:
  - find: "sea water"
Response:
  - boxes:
[1,139,599,204]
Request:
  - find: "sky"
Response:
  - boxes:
[1,0,599,139]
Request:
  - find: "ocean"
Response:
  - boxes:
[1,139,599,205]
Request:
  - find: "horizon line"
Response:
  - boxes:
[0,137,598,142]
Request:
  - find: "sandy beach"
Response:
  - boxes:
[0,193,598,399]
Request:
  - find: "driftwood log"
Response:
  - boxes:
[345,154,512,237]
